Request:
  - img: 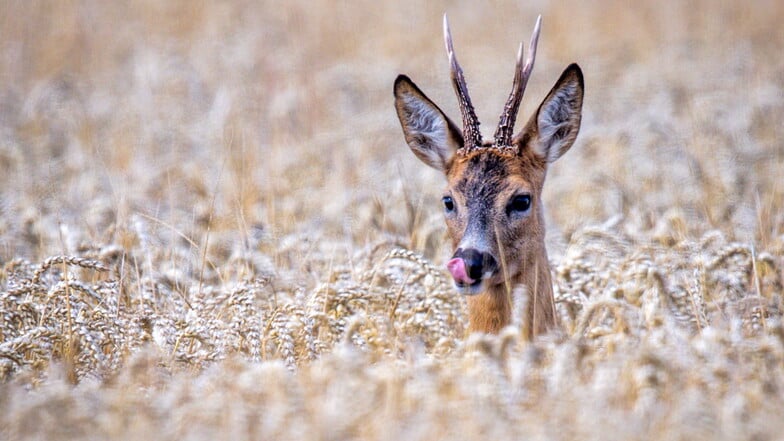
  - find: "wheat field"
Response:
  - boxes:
[1,1,783,440]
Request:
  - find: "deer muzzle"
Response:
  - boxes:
[447,248,498,291]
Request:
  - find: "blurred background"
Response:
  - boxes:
[1,3,783,439]
[1,0,782,267]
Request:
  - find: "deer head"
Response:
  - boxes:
[393,15,584,334]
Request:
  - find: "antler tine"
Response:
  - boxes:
[443,14,482,151]
[494,15,542,148]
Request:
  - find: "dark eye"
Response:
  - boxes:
[507,195,531,214]
[442,196,455,212]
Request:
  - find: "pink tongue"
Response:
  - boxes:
[447,258,475,284]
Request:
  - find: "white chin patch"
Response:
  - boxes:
[454,280,485,296]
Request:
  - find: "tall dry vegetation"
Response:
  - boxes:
[1,1,783,440]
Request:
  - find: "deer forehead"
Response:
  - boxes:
[446,151,545,202]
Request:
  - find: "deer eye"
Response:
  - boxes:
[507,194,531,215]
[442,196,455,212]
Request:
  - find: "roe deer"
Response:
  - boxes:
[393,15,584,336]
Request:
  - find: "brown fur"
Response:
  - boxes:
[393,24,583,338]
[447,148,556,336]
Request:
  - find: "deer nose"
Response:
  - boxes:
[447,248,498,284]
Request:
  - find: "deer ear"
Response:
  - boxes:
[518,64,583,163]
[394,75,463,172]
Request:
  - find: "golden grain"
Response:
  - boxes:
[1,0,783,439]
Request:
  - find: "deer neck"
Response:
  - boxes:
[465,241,556,337]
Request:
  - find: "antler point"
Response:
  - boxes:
[494,13,543,147]
[443,14,451,54]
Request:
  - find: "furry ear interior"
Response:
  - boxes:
[394,75,463,171]
[518,64,584,163]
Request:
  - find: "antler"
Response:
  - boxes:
[494,15,541,148]
[443,14,482,152]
